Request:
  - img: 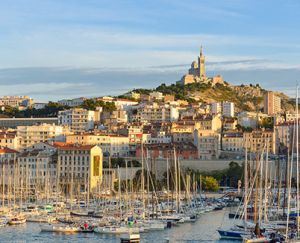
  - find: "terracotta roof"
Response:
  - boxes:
[53,142,95,150]
[0,147,19,154]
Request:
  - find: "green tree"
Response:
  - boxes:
[201,176,219,191]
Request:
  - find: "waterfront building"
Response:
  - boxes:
[54,143,103,195]
[17,149,57,189]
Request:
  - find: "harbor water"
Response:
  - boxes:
[0,209,235,243]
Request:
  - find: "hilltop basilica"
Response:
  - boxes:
[180,47,225,86]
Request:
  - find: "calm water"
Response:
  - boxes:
[0,210,236,243]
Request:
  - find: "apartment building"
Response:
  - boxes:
[58,108,101,133]
[264,91,281,115]
[66,133,130,157]
[17,149,57,189]
[243,129,277,154]
[17,123,67,149]
[0,130,21,150]
[133,103,179,123]
[0,96,34,108]
[57,97,86,107]
[222,102,235,117]
[55,143,103,195]
[193,129,220,160]
[222,132,244,152]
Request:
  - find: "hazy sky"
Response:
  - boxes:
[0,0,300,101]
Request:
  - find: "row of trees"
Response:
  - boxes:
[0,98,117,118]
[0,102,68,118]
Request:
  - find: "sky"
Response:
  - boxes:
[0,0,300,101]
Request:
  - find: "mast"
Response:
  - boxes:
[286,117,296,239]
[174,147,179,213]
[263,141,269,222]
[2,161,4,208]
[141,140,145,219]
[296,85,299,236]
[244,145,248,232]
[167,157,169,215]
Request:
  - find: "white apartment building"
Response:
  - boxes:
[134,103,179,123]
[149,91,164,101]
[143,131,172,144]
[222,102,235,117]
[17,123,67,149]
[58,108,101,133]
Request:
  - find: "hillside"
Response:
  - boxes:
[132,82,294,113]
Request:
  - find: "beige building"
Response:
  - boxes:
[66,133,129,157]
[264,91,281,115]
[58,108,101,133]
[196,115,222,132]
[0,130,21,150]
[133,103,179,123]
[55,143,103,195]
[222,132,244,152]
[17,149,57,189]
[0,96,34,108]
[243,129,277,154]
[193,129,220,160]
[57,97,86,107]
[17,123,68,149]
